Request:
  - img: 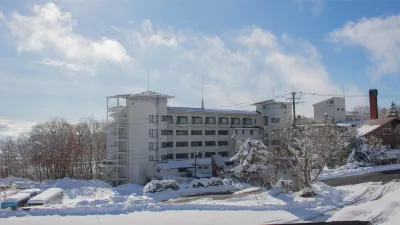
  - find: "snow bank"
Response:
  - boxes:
[143,180,180,194]
[328,188,400,224]
[317,163,400,181]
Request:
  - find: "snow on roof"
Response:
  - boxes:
[155,158,212,170]
[251,99,288,105]
[357,125,380,136]
[28,188,63,204]
[337,120,363,126]
[130,91,174,99]
[19,188,42,195]
[108,91,174,99]
[167,107,258,115]
[6,192,31,202]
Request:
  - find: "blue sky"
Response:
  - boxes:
[1,0,400,136]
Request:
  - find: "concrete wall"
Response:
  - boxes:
[314,97,346,123]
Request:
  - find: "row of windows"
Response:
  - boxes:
[264,118,281,126]
[156,140,230,149]
[150,115,255,125]
[234,129,261,135]
[160,129,229,136]
[152,151,230,161]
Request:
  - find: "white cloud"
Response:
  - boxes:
[2,2,132,66]
[36,59,94,73]
[294,0,326,16]
[121,21,363,116]
[329,14,400,77]
[0,119,36,139]
[1,2,364,119]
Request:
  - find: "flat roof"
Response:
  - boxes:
[6,192,31,202]
[167,107,258,115]
[107,91,174,99]
[251,99,289,105]
[28,188,63,204]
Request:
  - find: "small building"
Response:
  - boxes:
[356,117,400,149]
[313,97,347,123]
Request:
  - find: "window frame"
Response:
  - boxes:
[149,115,158,123]
[176,141,189,147]
[176,130,189,136]
[383,128,392,136]
[218,141,229,146]
[243,118,252,125]
[205,117,216,124]
[219,117,229,125]
[177,116,188,124]
[161,142,173,148]
[176,153,189,159]
[161,115,172,124]
[191,141,203,147]
[205,130,216,135]
[218,130,229,135]
[149,142,158,150]
[231,118,241,125]
[191,116,203,124]
[205,141,216,147]
[191,130,203,135]
[149,129,158,138]
[161,129,173,135]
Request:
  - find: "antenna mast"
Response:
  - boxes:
[147,69,150,91]
[201,75,204,109]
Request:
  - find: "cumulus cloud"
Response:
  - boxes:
[2,2,132,71]
[1,2,364,119]
[120,20,363,116]
[329,14,400,77]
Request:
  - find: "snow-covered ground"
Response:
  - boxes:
[2,177,400,224]
[318,163,400,181]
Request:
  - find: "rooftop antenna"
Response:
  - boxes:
[201,75,204,109]
[343,83,346,98]
[147,69,150,91]
[273,86,275,100]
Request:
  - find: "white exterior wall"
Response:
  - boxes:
[255,101,292,147]
[126,96,169,184]
[313,97,346,123]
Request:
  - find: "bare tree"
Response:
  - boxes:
[353,105,389,119]
[276,122,347,189]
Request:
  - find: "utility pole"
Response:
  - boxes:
[286,89,303,127]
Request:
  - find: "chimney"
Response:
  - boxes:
[369,89,378,120]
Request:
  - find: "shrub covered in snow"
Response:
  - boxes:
[299,187,316,198]
[229,138,275,187]
[347,135,387,167]
[143,180,180,193]
[276,178,294,192]
[186,177,223,188]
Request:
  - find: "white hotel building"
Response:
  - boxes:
[104,91,292,185]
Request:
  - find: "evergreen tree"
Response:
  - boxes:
[386,101,399,118]
[229,139,275,187]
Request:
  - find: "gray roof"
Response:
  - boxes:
[251,99,288,105]
[167,107,259,115]
[108,91,174,99]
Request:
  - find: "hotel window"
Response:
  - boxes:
[176,130,188,135]
[206,117,216,124]
[218,141,229,146]
[205,130,216,135]
[177,116,188,124]
[149,115,158,123]
[243,118,252,125]
[205,141,216,146]
[149,129,158,138]
[192,117,203,124]
[219,117,228,125]
[218,130,228,135]
[191,141,202,147]
[231,118,240,125]
[176,141,189,147]
[191,130,203,135]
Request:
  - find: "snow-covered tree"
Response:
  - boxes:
[229,139,275,187]
[347,135,387,166]
[277,122,347,189]
[386,101,399,118]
